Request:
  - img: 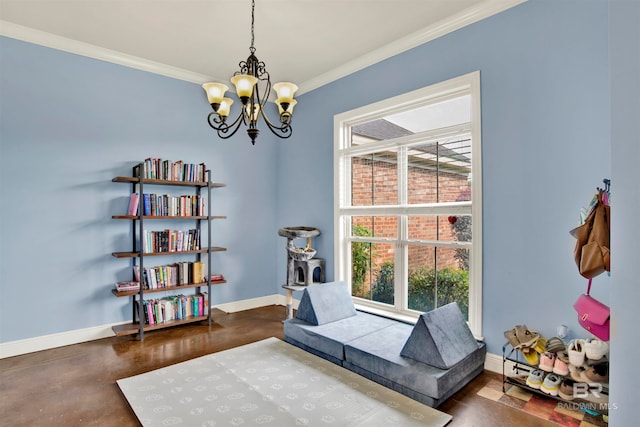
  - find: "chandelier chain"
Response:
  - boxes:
[250,0,256,54]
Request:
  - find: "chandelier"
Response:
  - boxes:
[202,0,298,145]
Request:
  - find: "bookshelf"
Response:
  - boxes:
[111,161,227,339]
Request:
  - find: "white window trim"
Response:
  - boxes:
[333,71,483,339]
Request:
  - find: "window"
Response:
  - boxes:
[334,71,482,337]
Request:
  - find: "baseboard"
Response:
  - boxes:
[484,351,519,377]
[0,323,125,359]
[0,293,300,359]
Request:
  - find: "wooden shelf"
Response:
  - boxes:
[112,247,227,258]
[111,308,227,336]
[112,280,227,297]
[112,176,227,188]
[112,215,227,220]
[112,315,208,336]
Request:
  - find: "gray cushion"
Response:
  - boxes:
[284,311,398,361]
[344,323,486,400]
[294,281,357,325]
[400,302,479,369]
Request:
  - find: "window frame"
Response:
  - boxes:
[333,71,483,338]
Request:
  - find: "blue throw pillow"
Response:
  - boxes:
[295,281,357,325]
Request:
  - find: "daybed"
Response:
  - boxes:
[283,281,486,408]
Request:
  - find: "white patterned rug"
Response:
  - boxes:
[117,337,452,426]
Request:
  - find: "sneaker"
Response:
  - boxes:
[567,339,586,367]
[584,338,609,360]
[569,364,587,382]
[539,352,556,372]
[526,369,545,389]
[552,356,569,376]
[545,337,566,353]
[540,373,562,396]
[556,350,570,363]
[581,363,609,384]
[558,379,578,401]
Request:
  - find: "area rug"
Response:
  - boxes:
[117,337,452,426]
[477,378,608,427]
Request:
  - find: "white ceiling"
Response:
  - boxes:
[0,0,524,95]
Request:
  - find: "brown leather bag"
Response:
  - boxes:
[570,191,610,279]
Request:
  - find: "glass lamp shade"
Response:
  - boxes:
[273,82,298,103]
[231,74,259,98]
[202,82,228,105]
[217,98,234,117]
[276,99,297,115]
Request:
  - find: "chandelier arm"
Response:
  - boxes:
[257,108,293,139]
[207,110,246,139]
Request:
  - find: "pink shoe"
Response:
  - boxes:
[539,352,556,372]
[552,356,569,376]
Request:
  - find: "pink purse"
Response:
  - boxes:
[573,279,610,341]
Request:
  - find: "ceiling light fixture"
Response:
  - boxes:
[202,0,298,145]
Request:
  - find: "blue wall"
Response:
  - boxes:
[0,37,282,341]
[278,0,611,355]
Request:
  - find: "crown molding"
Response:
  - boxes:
[1,0,525,93]
[0,20,214,84]
[297,0,527,94]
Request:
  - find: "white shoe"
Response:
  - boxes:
[567,339,586,367]
[584,338,609,360]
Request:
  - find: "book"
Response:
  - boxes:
[115,281,140,292]
[127,193,140,216]
[142,193,151,216]
[210,273,225,282]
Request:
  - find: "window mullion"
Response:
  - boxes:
[396,146,408,311]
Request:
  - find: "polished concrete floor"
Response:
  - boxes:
[0,305,555,426]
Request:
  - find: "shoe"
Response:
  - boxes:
[515,325,540,348]
[533,337,547,354]
[539,352,556,372]
[556,350,570,363]
[552,356,569,376]
[526,369,545,389]
[584,338,609,360]
[569,364,587,382]
[558,379,578,401]
[545,337,566,353]
[504,328,521,349]
[520,346,539,365]
[567,339,586,366]
[581,363,609,384]
[540,373,562,396]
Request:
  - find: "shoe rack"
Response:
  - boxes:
[502,343,609,417]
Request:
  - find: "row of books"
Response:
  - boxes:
[134,262,206,289]
[135,293,208,325]
[136,158,208,182]
[127,193,206,217]
[115,271,225,293]
[143,229,200,253]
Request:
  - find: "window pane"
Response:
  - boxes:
[408,215,472,242]
[350,151,398,206]
[407,138,471,204]
[407,245,469,319]
[352,216,398,239]
[351,242,395,306]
